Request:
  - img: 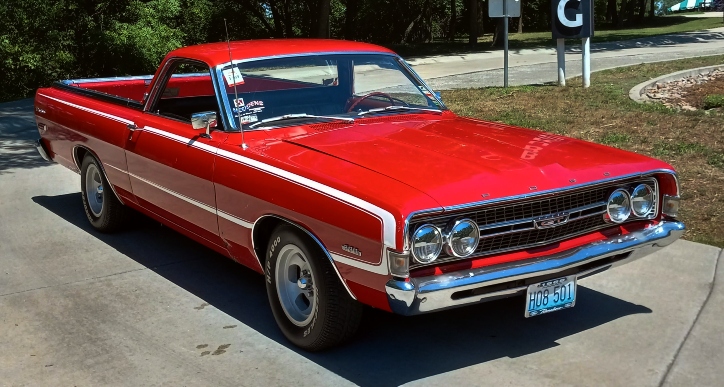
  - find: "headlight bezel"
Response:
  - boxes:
[410,224,443,264]
[444,218,480,258]
[606,188,632,224]
[630,183,655,217]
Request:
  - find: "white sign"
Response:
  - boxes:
[489,0,521,18]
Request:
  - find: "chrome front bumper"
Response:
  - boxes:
[386,220,685,316]
[35,139,51,161]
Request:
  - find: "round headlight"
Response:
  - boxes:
[607,189,631,223]
[411,224,443,264]
[445,219,480,257]
[631,184,654,217]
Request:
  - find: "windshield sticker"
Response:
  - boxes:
[239,114,258,124]
[233,99,265,117]
[223,67,245,86]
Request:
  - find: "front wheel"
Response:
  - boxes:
[265,225,363,351]
[80,155,129,232]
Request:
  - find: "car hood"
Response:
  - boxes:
[280,115,672,208]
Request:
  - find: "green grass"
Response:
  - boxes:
[704,94,724,109]
[392,16,723,58]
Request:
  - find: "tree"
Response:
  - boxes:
[468,0,478,44]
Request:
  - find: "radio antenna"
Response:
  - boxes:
[224,19,247,150]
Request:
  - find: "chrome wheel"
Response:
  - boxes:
[275,244,317,327]
[84,163,104,217]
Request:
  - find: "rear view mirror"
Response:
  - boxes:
[191,111,217,138]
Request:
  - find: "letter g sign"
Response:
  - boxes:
[557,0,582,28]
[551,0,593,39]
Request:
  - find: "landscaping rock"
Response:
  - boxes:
[644,69,724,111]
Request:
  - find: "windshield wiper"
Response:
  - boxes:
[357,105,443,116]
[248,114,354,129]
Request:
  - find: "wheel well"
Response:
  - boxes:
[252,216,285,264]
[73,146,89,171]
[72,145,124,205]
[251,215,357,300]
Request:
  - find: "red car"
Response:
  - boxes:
[34,39,684,350]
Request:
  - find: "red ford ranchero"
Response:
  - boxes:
[34,39,685,350]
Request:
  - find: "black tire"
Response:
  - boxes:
[265,225,363,351]
[80,155,129,232]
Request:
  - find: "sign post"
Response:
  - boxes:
[489,0,521,88]
[557,38,565,86]
[551,0,594,88]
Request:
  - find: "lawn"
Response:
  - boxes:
[441,55,724,247]
[393,16,723,58]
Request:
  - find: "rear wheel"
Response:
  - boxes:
[265,225,363,351]
[80,155,128,232]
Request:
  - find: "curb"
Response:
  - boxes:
[629,64,724,103]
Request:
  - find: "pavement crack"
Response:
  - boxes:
[0,258,201,298]
[658,247,722,387]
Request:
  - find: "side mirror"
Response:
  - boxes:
[191,111,217,138]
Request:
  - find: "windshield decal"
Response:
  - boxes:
[222,67,245,86]
[233,98,265,118]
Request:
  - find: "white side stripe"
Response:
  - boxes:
[215,148,397,249]
[144,126,396,251]
[40,94,395,272]
[331,253,389,275]
[125,170,254,229]
[39,94,134,125]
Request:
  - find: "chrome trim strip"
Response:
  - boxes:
[386,220,685,315]
[35,139,51,161]
[128,172,217,213]
[71,145,126,206]
[250,214,358,299]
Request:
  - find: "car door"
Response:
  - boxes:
[124,59,227,249]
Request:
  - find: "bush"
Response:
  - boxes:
[703,94,724,109]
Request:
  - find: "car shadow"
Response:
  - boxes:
[0,98,51,173]
[33,193,653,387]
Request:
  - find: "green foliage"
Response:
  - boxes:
[704,94,724,109]
[104,0,185,75]
[1,0,721,102]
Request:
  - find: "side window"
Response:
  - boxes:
[152,61,222,127]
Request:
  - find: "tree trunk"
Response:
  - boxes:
[607,0,619,24]
[283,0,293,37]
[344,0,358,40]
[468,0,477,44]
[518,7,523,33]
[449,0,456,41]
[491,18,504,47]
[317,0,331,38]
[637,0,647,22]
[649,0,656,19]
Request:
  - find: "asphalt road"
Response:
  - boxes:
[2,28,724,385]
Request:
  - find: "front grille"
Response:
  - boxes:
[409,178,657,268]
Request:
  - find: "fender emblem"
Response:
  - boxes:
[342,244,362,256]
[534,212,570,229]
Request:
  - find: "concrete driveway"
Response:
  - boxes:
[1,73,723,385]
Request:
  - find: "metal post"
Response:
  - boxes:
[503,0,509,88]
[582,37,590,88]
[557,38,565,87]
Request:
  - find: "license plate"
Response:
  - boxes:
[525,276,576,317]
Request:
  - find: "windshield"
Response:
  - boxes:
[217,54,444,129]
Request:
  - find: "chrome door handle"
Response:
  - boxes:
[127,123,138,131]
